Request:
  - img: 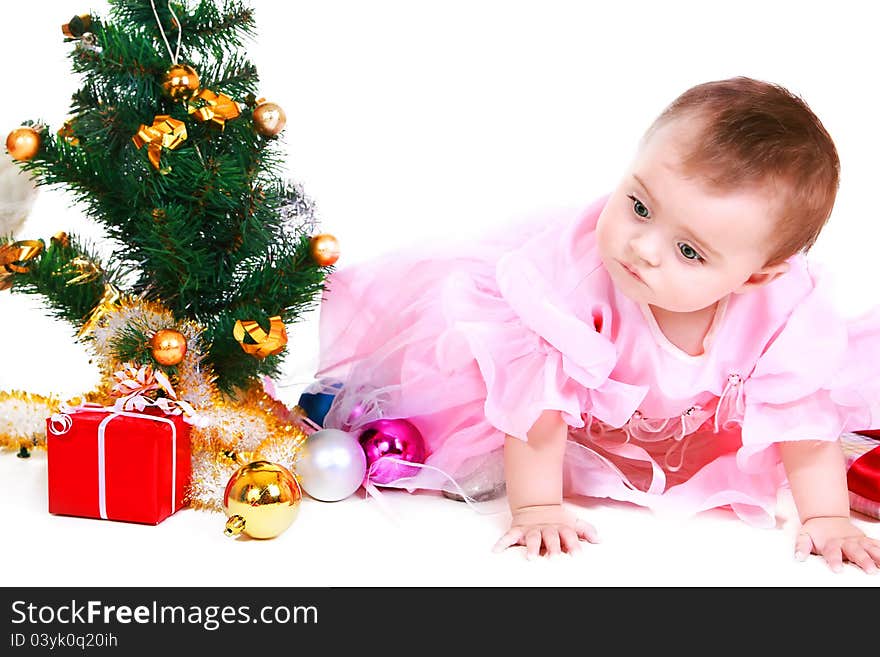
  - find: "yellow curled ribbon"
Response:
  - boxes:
[64,257,102,286]
[0,240,44,290]
[78,283,121,338]
[187,88,241,129]
[233,315,288,359]
[132,115,187,173]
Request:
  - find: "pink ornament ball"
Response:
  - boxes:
[358,418,426,484]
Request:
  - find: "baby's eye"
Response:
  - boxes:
[627,194,650,219]
[678,242,704,262]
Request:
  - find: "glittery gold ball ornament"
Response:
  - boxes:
[6,127,41,161]
[310,233,340,267]
[252,101,287,137]
[223,460,302,539]
[149,328,188,366]
[162,64,200,101]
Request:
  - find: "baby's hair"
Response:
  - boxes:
[642,76,840,265]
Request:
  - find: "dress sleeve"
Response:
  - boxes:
[739,278,878,473]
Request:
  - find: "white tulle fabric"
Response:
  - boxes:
[315,194,880,527]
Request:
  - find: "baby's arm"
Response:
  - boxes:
[492,410,599,559]
[779,439,880,573]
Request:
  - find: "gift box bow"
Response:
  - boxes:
[109,362,204,419]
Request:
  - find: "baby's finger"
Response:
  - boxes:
[864,542,880,563]
[794,532,814,561]
[821,543,845,573]
[843,543,878,575]
[492,528,524,553]
[559,526,582,555]
[525,528,542,561]
[542,528,562,557]
[574,519,601,544]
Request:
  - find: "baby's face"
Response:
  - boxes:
[596,120,782,313]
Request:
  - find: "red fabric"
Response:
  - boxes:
[46,409,191,525]
[848,442,880,503]
[856,430,880,439]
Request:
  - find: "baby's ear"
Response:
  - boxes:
[733,261,790,294]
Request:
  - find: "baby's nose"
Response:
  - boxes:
[629,233,660,267]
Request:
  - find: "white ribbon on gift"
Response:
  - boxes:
[49,404,179,520]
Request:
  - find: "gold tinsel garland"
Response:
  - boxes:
[0,390,61,452]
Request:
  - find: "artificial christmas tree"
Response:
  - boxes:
[1,0,333,517]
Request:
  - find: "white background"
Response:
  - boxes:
[1,1,879,587]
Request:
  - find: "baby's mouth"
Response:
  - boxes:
[619,260,645,284]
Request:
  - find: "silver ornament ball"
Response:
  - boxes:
[296,428,367,501]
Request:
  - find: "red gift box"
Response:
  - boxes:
[46,406,191,525]
[841,431,880,519]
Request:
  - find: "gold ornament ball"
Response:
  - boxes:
[252,101,287,137]
[149,328,188,366]
[310,233,340,267]
[6,127,41,161]
[162,64,201,101]
[223,460,302,539]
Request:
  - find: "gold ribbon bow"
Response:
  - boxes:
[78,283,121,338]
[0,240,44,290]
[132,115,187,173]
[187,88,241,129]
[233,315,288,359]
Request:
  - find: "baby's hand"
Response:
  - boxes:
[795,516,880,574]
[492,504,600,560]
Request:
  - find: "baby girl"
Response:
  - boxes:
[315,76,880,572]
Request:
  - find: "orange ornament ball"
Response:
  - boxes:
[149,328,188,366]
[310,233,340,267]
[162,64,200,101]
[6,127,41,161]
[252,101,287,137]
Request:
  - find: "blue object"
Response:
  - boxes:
[298,381,343,427]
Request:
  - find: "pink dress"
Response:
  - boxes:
[315,194,880,527]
